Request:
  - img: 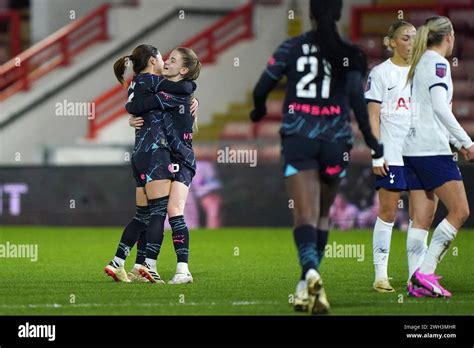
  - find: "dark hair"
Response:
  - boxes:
[175,47,201,81]
[113,44,159,86]
[310,0,367,76]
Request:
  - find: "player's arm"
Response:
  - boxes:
[346,70,384,159]
[365,68,388,175]
[250,40,290,122]
[430,86,474,157]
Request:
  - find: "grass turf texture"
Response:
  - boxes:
[0,227,472,315]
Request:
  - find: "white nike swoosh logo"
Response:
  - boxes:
[424,279,442,294]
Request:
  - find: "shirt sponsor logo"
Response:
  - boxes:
[290,103,341,116]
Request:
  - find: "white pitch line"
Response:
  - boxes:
[0,300,280,310]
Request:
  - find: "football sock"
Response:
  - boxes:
[114,205,150,263]
[294,225,318,279]
[420,219,457,275]
[373,217,394,280]
[407,226,428,281]
[145,196,169,269]
[169,215,190,264]
[316,228,329,266]
[135,229,147,266]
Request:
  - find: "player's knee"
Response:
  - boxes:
[294,212,317,228]
[378,208,397,224]
[455,204,470,224]
[167,205,183,218]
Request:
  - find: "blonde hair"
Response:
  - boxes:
[175,47,201,131]
[407,16,453,83]
[383,20,414,51]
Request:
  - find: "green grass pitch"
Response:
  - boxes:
[0,226,472,315]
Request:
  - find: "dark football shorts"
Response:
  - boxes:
[281,134,352,183]
[403,155,462,191]
[170,153,196,187]
[131,149,174,187]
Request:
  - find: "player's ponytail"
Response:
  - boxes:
[310,0,367,76]
[407,16,453,83]
[113,55,131,87]
[113,44,159,87]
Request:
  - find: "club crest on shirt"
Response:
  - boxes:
[435,63,447,78]
[365,76,371,92]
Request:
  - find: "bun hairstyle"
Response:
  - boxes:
[383,20,414,51]
[114,44,159,87]
[310,0,367,76]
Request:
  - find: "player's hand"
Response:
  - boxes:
[363,132,384,159]
[129,116,144,129]
[250,108,266,122]
[460,147,470,161]
[373,159,389,177]
[464,145,474,161]
[191,98,199,118]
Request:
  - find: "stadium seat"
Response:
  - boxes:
[221,121,254,140]
[255,121,280,139]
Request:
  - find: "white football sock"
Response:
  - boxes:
[113,256,125,268]
[145,258,157,270]
[407,227,428,281]
[176,262,189,274]
[373,217,394,280]
[420,219,457,275]
[133,263,142,270]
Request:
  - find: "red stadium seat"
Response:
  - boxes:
[255,121,280,139]
[220,121,253,140]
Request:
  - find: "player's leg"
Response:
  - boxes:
[138,179,171,283]
[306,177,339,313]
[285,169,321,313]
[104,162,149,283]
[127,187,150,282]
[407,190,437,279]
[409,156,468,297]
[406,190,438,297]
[372,188,400,292]
[317,178,340,267]
[411,180,468,297]
[167,178,193,284]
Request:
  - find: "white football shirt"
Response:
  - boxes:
[365,59,411,165]
[403,50,455,156]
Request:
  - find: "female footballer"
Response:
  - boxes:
[404,16,474,298]
[250,0,383,314]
